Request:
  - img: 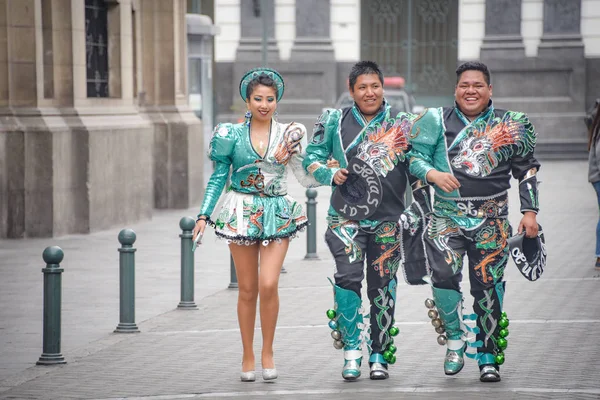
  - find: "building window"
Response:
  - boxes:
[85,0,109,97]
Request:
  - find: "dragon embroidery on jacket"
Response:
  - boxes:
[451,112,536,177]
[356,114,414,178]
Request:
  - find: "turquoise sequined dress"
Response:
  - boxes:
[198,119,320,245]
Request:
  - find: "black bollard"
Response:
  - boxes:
[305,188,320,260]
[37,246,66,365]
[228,253,238,289]
[178,217,198,309]
[114,229,140,333]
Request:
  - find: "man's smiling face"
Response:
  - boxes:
[350,73,384,121]
[455,70,492,120]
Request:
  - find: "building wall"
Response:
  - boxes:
[522,0,543,57]
[458,0,600,60]
[214,0,239,61]
[331,0,360,61]
[0,0,203,238]
[215,0,360,62]
[584,0,600,107]
[458,0,485,60]
[212,0,599,159]
[583,0,600,57]
[275,0,294,60]
[214,0,600,62]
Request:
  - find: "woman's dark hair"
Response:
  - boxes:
[588,100,600,151]
[456,61,491,85]
[245,74,279,100]
[348,61,384,91]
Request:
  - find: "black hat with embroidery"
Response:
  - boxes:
[330,157,383,220]
[507,223,546,281]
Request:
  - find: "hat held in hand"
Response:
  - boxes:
[331,157,382,220]
[507,223,546,281]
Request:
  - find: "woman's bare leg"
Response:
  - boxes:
[230,243,260,372]
[258,238,289,369]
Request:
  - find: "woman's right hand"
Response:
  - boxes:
[426,170,461,193]
[327,158,340,168]
[192,219,207,243]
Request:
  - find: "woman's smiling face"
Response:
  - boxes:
[247,84,278,123]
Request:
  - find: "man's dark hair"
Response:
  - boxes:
[246,74,279,100]
[348,61,384,91]
[456,61,491,85]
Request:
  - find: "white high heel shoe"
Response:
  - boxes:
[262,368,278,381]
[240,370,256,382]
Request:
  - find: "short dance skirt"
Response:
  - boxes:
[210,190,308,246]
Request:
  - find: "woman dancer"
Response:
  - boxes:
[193,68,319,382]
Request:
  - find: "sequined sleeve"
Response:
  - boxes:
[408,107,447,182]
[286,123,322,188]
[198,123,236,218]
[303,109,342,186]
[506,112,541,213]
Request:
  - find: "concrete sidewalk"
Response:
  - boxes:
[0,179,333,384]
[1,161,599,399]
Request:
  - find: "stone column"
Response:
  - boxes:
[290,0,334,61]
[137,0,204,210]
[537,0,586,143]
[235,0,279,62]
[0,0,50,238]
[538,0,584,58]
[480,0,525,60]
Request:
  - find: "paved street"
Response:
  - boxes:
[1,160,599,399]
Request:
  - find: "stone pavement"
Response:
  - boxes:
[0,160,599,400]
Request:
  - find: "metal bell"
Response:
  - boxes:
[333,339,344,350]
[427,309,438,319]
[435,326,446,334]
[425,298,436,309]
[431,318,442,328]
[437,335,447,345]
[331,330,342,340]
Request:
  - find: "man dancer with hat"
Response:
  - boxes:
[302,61,429,381]
[408,61,541,382]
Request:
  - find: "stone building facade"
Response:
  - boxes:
[0,0,203,238]
[212,0,600,159]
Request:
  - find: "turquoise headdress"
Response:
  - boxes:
[239,67,285,102]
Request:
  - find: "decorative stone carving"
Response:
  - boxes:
[369,0,404,22]
[417,64,451,91]
[417,0,450,24]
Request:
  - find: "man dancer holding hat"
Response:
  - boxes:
[303,61,429,381]
[408,61,541,382]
